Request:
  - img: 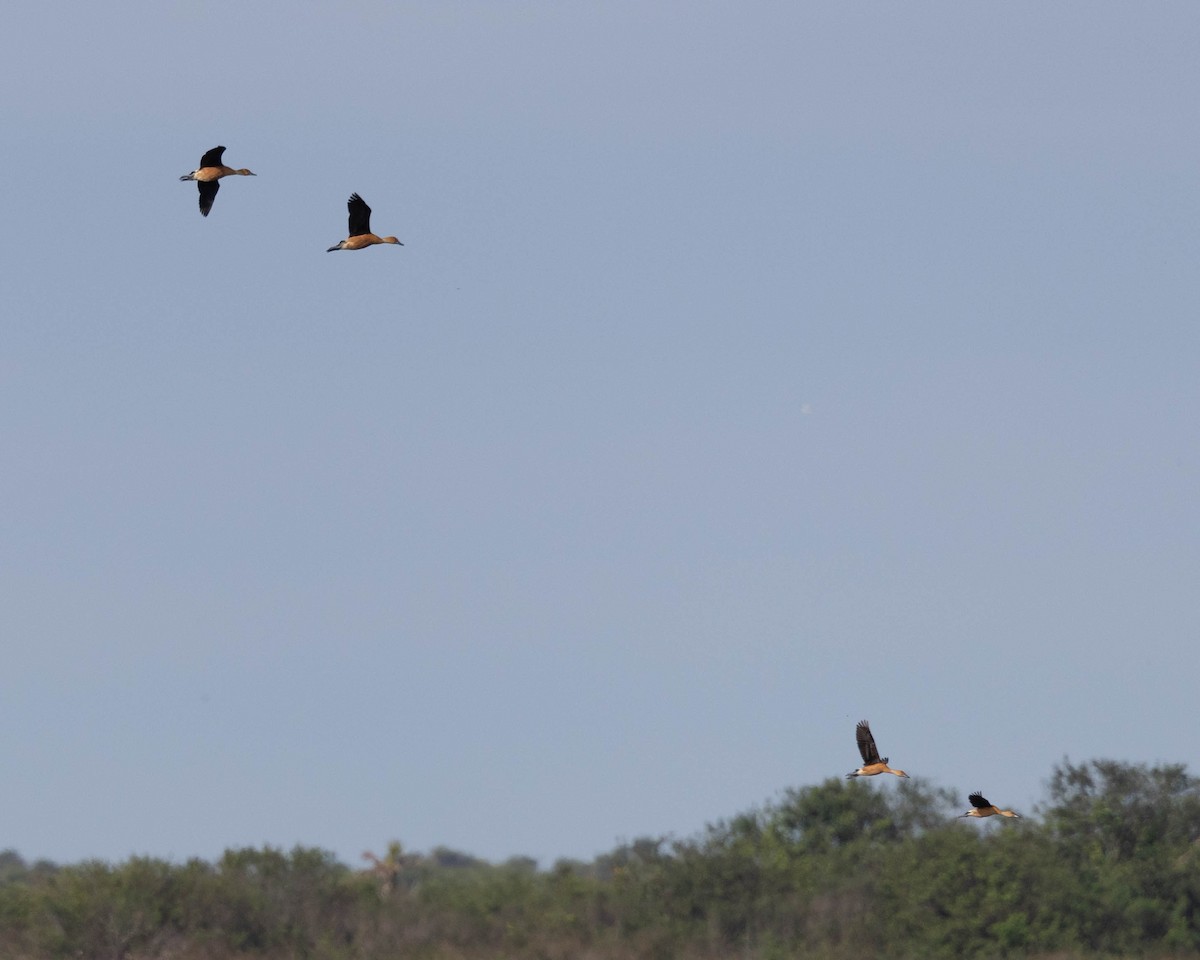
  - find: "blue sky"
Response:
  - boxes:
[2,2,1198,867]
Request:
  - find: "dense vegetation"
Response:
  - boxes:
[3,758,1199,960]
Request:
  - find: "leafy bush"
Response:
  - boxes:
[1,760,1198,959]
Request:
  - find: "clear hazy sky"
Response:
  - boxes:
[2,3,1198,868]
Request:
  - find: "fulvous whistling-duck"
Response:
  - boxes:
[959,792,1021,819]
[846,720,910,779]
[326,193,403,252]
[180,146,256,217]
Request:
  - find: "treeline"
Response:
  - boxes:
[2,758,1199,960]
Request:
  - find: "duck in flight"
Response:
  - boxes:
[959,792,1021,819]
[326,193,404,252]
[180,146,256,217]
[846,720,909,779]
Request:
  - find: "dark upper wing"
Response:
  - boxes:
[198,179,220,216]
[968,792,989,809]
[347,193,372,236]
[199,146,226,168]
[855,720,881,765]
